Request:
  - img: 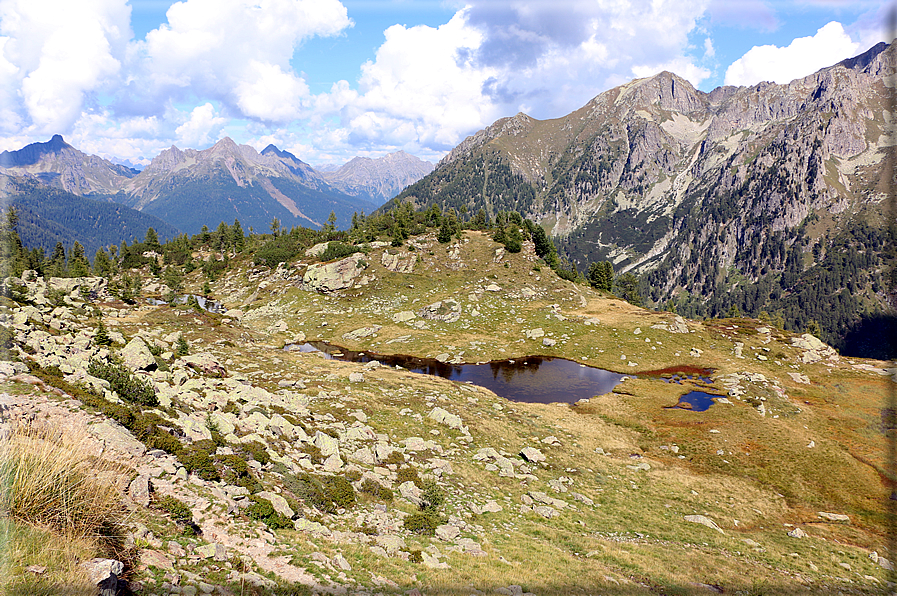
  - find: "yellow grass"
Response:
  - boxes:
[0,421,125,540]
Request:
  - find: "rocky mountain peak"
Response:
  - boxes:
[0,134,73,168]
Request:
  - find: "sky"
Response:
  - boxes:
[0,0,890,167]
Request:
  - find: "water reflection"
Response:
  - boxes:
[287,342,623,404]
[665,391,720,412]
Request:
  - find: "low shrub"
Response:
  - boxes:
[87,358,157,406]
[156,495,192,524]
[382,451,405,465]
[284,472,356,514]
[405,549,423,563]
[177,444,219,481]
[299,444,322,465]
[319,241,360,262]
[420,481,446,511]
[360,478,393,502]
[246,496,293,530]
[242,440,270,465]
[396,466,422,488]
[321,475,356,509]
[402,512,440,535]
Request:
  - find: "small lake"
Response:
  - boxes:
[286,342,625,404]
[665,390,722,412]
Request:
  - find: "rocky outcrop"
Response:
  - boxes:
[302,254,367,293]
[417,299,461,323]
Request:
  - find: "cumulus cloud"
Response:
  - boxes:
[724,21,861,86]
[175,103,227,147]
[327,0,713,154]
[0,0,131,134]
[139,0,351,122]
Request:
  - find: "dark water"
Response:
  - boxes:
[286,342,625,404]
[665,391,721,412]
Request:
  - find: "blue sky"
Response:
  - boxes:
[0,0,889,166]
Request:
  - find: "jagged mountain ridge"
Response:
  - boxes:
[0,134,138,196]
[0,135,434,236]
[321,150,434,205]
[117,136,368,234]
[395,41,896,350]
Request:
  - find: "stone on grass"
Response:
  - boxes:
[195,543,227,561]
[817,512,850,523]
[81,558,124,596]
[375,534,406,554]
[428,407,464,430]
[684,515,725,534]
[436,524,461,541]
[533,505,556,519]
[323,453,344,472]
[180,353,227,377]
[519,446,545,463]
[787,527,807,538]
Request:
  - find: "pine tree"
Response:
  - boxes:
[69,242,90,277]
[144,227,161,251]
[47,242,67,277]
[94,317,112,346]
[232,219,245,251]
[437,216,453,244]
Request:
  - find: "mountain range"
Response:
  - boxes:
[0,136,434,237]
[394,41,896,356]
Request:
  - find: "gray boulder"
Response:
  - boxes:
[121,337,156,371]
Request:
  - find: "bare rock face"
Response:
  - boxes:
[302,254,367,293]
[321,150,434,205]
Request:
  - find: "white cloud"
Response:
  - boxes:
[140,0,351,122]
[0,0,131,134]
[324,0,713,154]
[724,21,861,86]
[175,103,227,147]
[632,58,711,88]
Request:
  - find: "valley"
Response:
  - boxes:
[1,226,893,595]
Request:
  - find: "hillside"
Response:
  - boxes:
[394,42,896,354]
[0,224,893,595]
[4,180,179,257]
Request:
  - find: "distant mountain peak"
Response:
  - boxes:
[321,150,434,205]
[261,144,300,163]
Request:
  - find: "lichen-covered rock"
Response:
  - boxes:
[381,251,416,273]
[428,407,464,431]
[303,254,366,293]
[121,337,156,371]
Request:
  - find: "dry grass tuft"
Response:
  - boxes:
[0,421,125,541]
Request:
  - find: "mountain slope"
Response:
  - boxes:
[117,137,376,235]
[321,151,434,205]
[395,41,896,353]
[5,179,179,257]
[0,134,138,196]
